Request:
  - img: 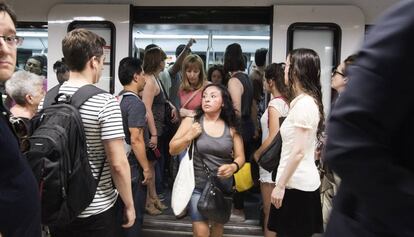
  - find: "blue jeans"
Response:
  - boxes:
[188,189,207,222]
[119,156,147,237]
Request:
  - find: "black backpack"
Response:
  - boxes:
[25,84,106,226]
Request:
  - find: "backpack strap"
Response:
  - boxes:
[43,84,106,109]
[71,84,106,109]
[70,85,107,182]
[43,85,61,108]
[119,91,140,102]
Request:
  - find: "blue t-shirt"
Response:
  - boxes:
[119,92,148,150]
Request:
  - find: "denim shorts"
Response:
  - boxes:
[189,189,207,222]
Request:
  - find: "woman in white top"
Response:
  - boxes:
[252,63,289,237]
[268,48,324,237]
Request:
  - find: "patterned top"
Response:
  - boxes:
[40,82,124,217]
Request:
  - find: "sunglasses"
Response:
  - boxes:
[9,116,30,151]
[331,69,345,77]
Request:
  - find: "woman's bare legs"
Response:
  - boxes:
[210,222,224,237]
[146,161,161,215]
[261,182,277,237]
[192,221,210,237]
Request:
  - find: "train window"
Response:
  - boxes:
[16,22,48,75]
[132,7,272,73]
[287,23,341,116]
[68,21,116,94]
[133,24,270,72]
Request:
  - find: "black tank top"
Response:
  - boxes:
[233,72,253,119]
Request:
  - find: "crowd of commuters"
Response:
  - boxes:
[2,1,414,237]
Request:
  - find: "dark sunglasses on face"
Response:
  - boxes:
[331,69,345,77]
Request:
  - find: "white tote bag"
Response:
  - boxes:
[171,141,195,216]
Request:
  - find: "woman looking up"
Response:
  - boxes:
[170,84,245,237]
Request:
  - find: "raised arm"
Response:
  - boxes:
[168,38,195,76]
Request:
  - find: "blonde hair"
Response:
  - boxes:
[180,54,206,92]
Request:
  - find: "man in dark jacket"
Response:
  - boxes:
[324,1,414,236]
[0,2,41,236]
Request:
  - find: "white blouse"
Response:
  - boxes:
[260,98,289,144]
[276,94,321,191]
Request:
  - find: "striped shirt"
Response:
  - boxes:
[39,82,125,218]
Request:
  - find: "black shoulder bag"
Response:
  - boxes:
[257,116,286,173]
[197,156,233,224]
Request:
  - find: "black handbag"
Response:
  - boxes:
[164,101,175,126]
[257,117,286,172]
[197,159,232,224]
[155,77,178,134]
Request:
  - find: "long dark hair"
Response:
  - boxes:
[287,48,324,140]
[194,84,240,133]
[223,43,246,74]
[264,63,288,99]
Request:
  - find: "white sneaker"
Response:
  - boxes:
[230,209,246,222]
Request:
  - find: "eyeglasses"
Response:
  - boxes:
[331,69,345,77]
[0,35,24,47]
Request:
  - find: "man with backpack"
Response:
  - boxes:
[0,2,41,236]
[118,57,152,236]
[42,28,135,236]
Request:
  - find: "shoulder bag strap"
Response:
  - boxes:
[195,138,212,176]
[181,88,201,109]
[154,75,170,101]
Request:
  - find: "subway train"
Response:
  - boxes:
[8,0,400,236]
[11,0,398,115]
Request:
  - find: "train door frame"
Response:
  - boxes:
[47,4,130,94]
[272,5,365,114]
[67,20,117,94]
